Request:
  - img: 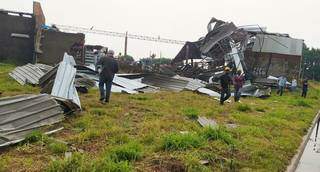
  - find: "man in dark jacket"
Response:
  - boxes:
[301,79,308,98]
[97,50,119,103]
[220,67,232,105]
[233,70,245,102]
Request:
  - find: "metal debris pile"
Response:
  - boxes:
[0,94,64,147]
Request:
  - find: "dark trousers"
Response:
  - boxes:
[277,86,284,96]
[302,89,308,98]
[234,87,241,102]
[220,88,231,105]
[99,78,113,102]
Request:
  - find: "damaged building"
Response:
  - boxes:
[172,17,304,83]
[0,2,85,66]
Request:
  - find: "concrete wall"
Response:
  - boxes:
[0,12,35,65]
[37,30,85,65]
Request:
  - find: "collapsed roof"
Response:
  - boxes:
[173,17,304,81]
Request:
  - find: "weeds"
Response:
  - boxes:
[237,104,252,112]
[183,107,199,119]
[46,152,88,172]
[200,127,235,145]
[109,142,143,162]
[24,131,48,143]
[293,100,312,108]
[47,141,68,154]
[93,158,133,172]
[161,133,204,151]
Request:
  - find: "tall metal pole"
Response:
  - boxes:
[124,31,128,56]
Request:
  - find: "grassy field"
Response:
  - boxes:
[0,63,320,172]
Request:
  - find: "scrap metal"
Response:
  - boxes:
[9,63,45,85]
[0,94,64,147]
[51,53,81,109]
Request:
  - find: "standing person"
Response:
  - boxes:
[220,67,232,105]
[291,78,297,92]
[233,70,245,102]
[97,50,119,103]
[302,79,309,98]
[277,76,287,96]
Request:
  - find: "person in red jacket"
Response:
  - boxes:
[233,70,245,102]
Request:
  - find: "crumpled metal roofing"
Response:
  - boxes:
[142,74,189,92]
[172,75,206,91]
[113,75,148,91]
[51,53,81,109]
[9,63,45,85]
[0,94,64,147]
[196,87,220,97]
[35,63,54,73]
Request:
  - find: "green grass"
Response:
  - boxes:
[109,142,143,162]
[183,107,199,119]
[200,127,235,145]
[47,141,68,154]
[236,104,252,112]
[1,63,320,171]
[161,133,204,151]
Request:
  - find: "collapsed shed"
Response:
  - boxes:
[172,17,303,83]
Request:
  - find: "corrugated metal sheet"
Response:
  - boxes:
[51,55,81,109]
[35,63,54,73]
[9,63,45,85]
[172,75,206,91]
[113,76,148,91]
[142,74,189,92]
[196,88,220,97]
[85,51,96,66]
[252,34,303,56]
[0,94,64,147]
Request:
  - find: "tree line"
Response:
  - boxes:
[302,44,320,81]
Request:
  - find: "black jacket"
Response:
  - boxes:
[97,56,119,82]
[220,73,232,90]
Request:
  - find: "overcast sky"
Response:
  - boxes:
[2,0,320,59]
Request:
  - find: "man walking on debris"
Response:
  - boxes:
[302,79,309,98]
[220,67,232,105]
[277,76,287,96]
[233,70,245,102]
[97,50,119,104]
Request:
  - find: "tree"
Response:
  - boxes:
[302,44,320,80]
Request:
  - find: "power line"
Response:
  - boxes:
[55,24,186,45]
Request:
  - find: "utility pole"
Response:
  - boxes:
[124,31,128,56]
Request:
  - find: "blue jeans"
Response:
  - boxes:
[99,78,113,102]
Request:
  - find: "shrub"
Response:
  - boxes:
[48,141,68,154]
[200,127,235,145]
[110,142,143,162]
[183,108,199,119]
[161,133,204,151]
[237,104,252,112]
